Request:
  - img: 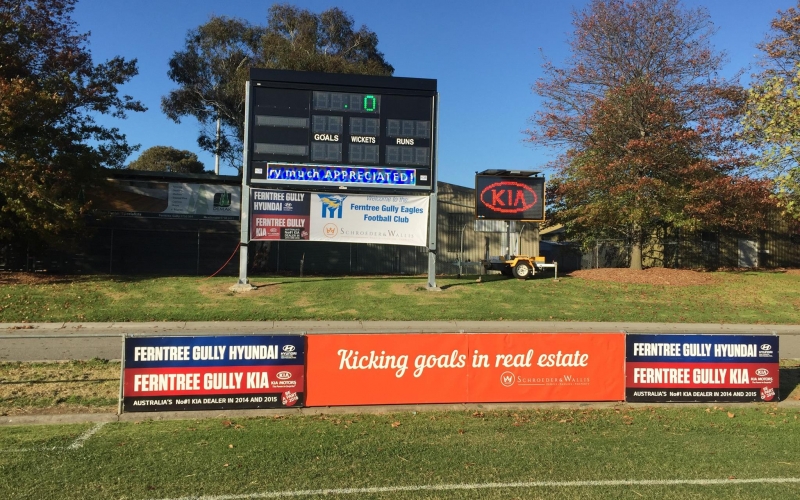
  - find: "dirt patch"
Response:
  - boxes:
[389,283,419,296]
[0,361,119,416]
[0,272,80,286]
[356,281,374,293]
[1,405,116,416]
[568,267,719,286]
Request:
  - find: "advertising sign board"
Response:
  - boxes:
[626,334,779,402]
[305,333,625,406]
[475,174,545,222]
[250,189,429,246]
[123,335,305,412]
[93,179,240,221]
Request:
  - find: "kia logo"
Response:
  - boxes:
[756,368,769,376]
[283,345,296,352]
[276,371,292,380]
[760,344,773,351]
[479,181,538,214]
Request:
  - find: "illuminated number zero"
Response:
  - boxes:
[363,95,377,112]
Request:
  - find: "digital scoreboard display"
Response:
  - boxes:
[246,69,437,192]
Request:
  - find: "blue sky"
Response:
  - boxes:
[72,0,791,188]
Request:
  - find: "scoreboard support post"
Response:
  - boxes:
[426,92,440,291]
[427,190,438,291]
[235,82,254,291]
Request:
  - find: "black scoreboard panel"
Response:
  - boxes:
[246,69,437,192]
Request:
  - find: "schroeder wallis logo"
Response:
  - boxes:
[323,223,338,238]
[500,371,515,387]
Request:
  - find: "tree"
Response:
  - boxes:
[126,146,206,174]
[551,81,774,266]
[0,0,144,246]
[162,4,394,172]
[529,0,774,269]
[742,2,800,219]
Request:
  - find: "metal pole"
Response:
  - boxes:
[459,223,468,278]
[197,231,201,276]
[214,117,221,175]
[236,82,253,289]
[505,221,511,259]
[427,92,440,291]
[109,228,114,274]
[118,334,125,415]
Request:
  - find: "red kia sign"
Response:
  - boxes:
[475,175,545,221]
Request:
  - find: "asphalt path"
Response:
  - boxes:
[2,321,800,361]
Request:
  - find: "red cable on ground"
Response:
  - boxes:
[205,242,241,279]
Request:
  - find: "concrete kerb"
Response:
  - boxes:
[4,321,800,335]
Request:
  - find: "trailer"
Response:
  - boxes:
[483,255,558,280]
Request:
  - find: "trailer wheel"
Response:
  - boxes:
[513,262,531,279]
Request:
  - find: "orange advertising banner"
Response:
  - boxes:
[305,333,625,406]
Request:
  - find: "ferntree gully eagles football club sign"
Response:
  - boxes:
[250,189,429,246]
[475,174,545,222]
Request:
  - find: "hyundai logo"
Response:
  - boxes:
[283,345,296,352]
[760,344,773,351]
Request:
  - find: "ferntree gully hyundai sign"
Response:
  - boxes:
[475,174,545,222]
[123,335,305,412]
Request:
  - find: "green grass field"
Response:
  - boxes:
[1,407,800,499]
[2,271,799,499]
[2,270,799,323]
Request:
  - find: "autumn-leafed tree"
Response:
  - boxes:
[742,2,800,219]
[552,81,774,261]
[162,5,394,172]
[529,0,775,269]
[127,146,207,174]
[0,0,144,246]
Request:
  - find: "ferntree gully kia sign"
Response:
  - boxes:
[305,333,625,406]
[626,334,779,403]
[123,335,305,412]
[475,175,545,222]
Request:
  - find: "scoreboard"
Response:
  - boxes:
[245,69,438,192]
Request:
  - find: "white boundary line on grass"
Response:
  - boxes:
[67,422,106,449]
[154,477,800,500]
[1,422,105,453]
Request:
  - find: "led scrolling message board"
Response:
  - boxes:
[246,69,438,192]
[475,174,545,222]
